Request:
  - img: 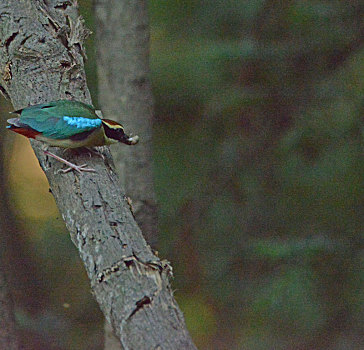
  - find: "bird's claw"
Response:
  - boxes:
[85,147,105,160]
[44,150,97,175]
[60,164,97,174]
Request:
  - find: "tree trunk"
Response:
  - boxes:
[95,2,158,347]
[95,0,158,246]
[0,1,196,349]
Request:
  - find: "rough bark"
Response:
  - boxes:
[95,0,158,246]
[104,321,123,350]
[0,1,196,349]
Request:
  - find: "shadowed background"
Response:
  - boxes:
[0,1,363,349]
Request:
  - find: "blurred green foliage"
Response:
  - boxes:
[150,0,364,349]
[1,0,363,349]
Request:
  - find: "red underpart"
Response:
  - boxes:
[11,127,41,139]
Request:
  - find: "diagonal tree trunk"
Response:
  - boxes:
[95,0,158,246]
[0,1,196,349]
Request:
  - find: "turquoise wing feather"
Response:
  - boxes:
[19,100,102,139]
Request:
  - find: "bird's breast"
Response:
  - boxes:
[35,128,106,148]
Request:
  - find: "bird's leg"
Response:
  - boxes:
[43,150,96,174]
[85,147,106,160]
[62,147,105,160]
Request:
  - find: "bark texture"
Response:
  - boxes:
[104,321,123,350]
[95,0,158,245]
[0,1,196,349]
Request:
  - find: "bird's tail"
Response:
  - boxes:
[6,118,40,139]
[7,117,24,128]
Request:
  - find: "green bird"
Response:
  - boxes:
[7,99,139,173]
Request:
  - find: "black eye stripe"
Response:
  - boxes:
[103,123,126,140]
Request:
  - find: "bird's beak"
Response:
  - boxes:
[122,134,139,145]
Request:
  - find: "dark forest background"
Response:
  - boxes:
[0,1,363,349]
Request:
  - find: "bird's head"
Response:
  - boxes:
[101,119,139,145]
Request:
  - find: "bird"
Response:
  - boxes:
[7,99,139,173]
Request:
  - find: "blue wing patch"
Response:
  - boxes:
[15,101,103,139]
[41,116,102,138]
[63,116,102,129]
